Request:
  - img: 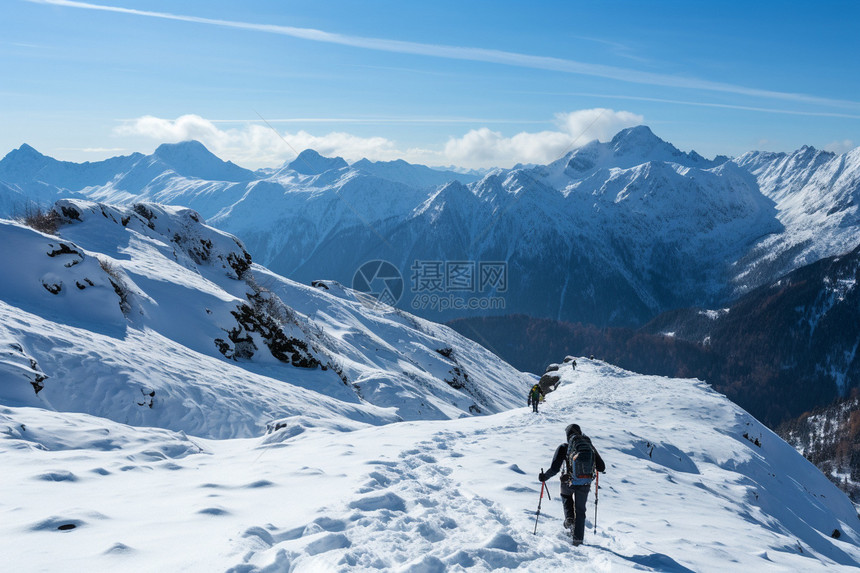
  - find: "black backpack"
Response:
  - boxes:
[566,434,595,481]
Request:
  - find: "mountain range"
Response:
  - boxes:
[3,147,860,568]
[2,127,857,328]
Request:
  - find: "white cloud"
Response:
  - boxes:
[115,115,401,168]
[555,109,645,141]
[444,109,643,168]
[824,139,856,154]
[115,109,644,169]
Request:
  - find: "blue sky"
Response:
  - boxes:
[2,0,859,168]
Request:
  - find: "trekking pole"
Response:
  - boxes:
[593,471,599,535]
[533,468,550,534]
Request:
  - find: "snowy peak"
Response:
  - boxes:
[287,149,348,175]
[351,157,480,188]
[730,142,860,281]
[415,180,481,221]
[609,124,664,151]
[608,125,719,167]
[0,144,51,183]
[3,143,45,163]
[0,144,145,192]
[151,140,257,182]
[547,126,724,183]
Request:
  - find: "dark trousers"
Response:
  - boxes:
[561,484,591,542]
[531,401,539,413]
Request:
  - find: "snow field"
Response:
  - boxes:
[3,359,860,571]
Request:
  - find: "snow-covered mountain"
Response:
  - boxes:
[287,149,349,175]
[0,199,529,438]
[352,157,481,188]
[1,128,858,327]
[3,358,860,571]
[734,145,860,289]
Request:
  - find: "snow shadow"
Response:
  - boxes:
[620,435,700,474]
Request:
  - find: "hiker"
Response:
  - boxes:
[572,359,577,370]
[539,423,605,545]
[527,384,543,413]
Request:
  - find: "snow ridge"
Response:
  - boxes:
[0,199,530,438]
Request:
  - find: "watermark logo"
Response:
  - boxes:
[353,259,508,313]
[410,261,507,293]
[352,260,404,307]
[410,259,507,313]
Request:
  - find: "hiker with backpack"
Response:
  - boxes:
[539,423,605,545]
[527,384,543,413]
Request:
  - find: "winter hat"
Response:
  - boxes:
[566,424,582,438]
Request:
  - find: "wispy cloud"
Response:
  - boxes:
[31,0,860,111]
[115,110,642,169]
[824,140,855,154]
[527,92,860,120]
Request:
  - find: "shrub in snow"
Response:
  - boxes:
[45,242,82,262]
[435,347,454,359]
[41,280,62,295]
[444,365,469,390]
[98,258,132,315]
[215,297,320,369]
[14,202,62,235]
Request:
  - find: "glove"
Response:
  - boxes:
[538,472,547,482]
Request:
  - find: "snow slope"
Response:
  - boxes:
[2,359,859,571]
[0,199,529,438]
